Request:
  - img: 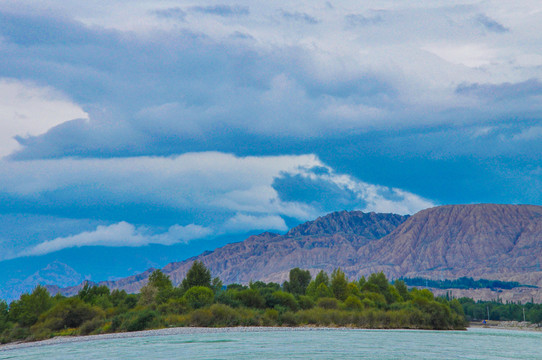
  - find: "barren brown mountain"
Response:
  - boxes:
[53,204,542,302]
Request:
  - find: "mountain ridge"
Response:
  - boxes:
[50,204,542,302]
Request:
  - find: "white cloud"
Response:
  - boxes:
[23,221,212,256]
[221,213,288,232]
[0,78,88,157]
[0,152,433,220]
[512,126,542,141]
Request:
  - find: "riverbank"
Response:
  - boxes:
[0,326,346,351]
[469,320,542,332]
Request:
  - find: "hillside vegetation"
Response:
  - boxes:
[1,262,466,344]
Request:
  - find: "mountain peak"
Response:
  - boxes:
[286,210,408,238]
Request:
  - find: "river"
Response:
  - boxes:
[1,327,540,359]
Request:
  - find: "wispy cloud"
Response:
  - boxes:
[22,222,212,256]
[280,10,319,24]
[152,7,186,21]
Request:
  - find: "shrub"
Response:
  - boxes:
[235,289,266,309]
[189,309,213,327]
[126,310,158,332]
[209,304,240,326]
[37,298,103,331]
[317,297,338,309]
[271,291,298,312]
[159,298,189,315]
[215,289,242,308]
[279,311,298,326]
[263,309,279,325]
[344,295,363,311]
[183,286,214,309]
[361,292,387,309]
[297,295,315,310]
[79,317,104,335]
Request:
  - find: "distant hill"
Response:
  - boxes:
[51,205,542,302]
[1,261,83,302]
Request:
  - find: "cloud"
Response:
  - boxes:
[190,5,249,17]
[221,214,288,232]
[512,126,542,141]
[476,14,508,33]
[456,79,542,100]
[1,4,541,162]
[152,7,186,21]
[273,166,434,216]
[0,1,540,232]
[345,13,383,27]
[0,152,432,222]
[0,78,87,158]
[22,222,212,256]
[279,10,320,24]
[0,152,435,259]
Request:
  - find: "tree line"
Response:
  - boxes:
[1,262,467,344]
[401,277,537,290]
[458,298,542,323]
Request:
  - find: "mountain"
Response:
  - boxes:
[51,204,542,302]
[52,211,407,296]
[361,204,542,283]
[1,261,83,302]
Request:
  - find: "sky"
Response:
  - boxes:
[0,1,541,290]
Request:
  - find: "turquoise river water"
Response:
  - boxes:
[1,327,541,359]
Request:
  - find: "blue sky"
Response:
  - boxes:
[0,1,541,288]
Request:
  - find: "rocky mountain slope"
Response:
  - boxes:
[52,204,542,301]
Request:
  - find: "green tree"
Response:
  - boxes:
[9,285,53,327]
[366,272,394,303]
[148,270,173,290]
[283,268,311,295]
[181,261,211,290]
[0,300,8,332]
[306,270,330,298]
[314,270,330,287]
[211,277,223,294]
[394,280,410,301]
[78,283,111,308]
[358,275,366,288]
[330,268,348,301]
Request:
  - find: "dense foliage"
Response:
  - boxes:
[400,277,537,290]
[0,266,467,344]
[459,298,542,323]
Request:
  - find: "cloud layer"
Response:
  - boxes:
[0,1,539,161]
[0,0,541,266]
[0,152,433,258]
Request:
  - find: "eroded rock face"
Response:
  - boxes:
[54,205,542,302]
[360,204,542,284]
